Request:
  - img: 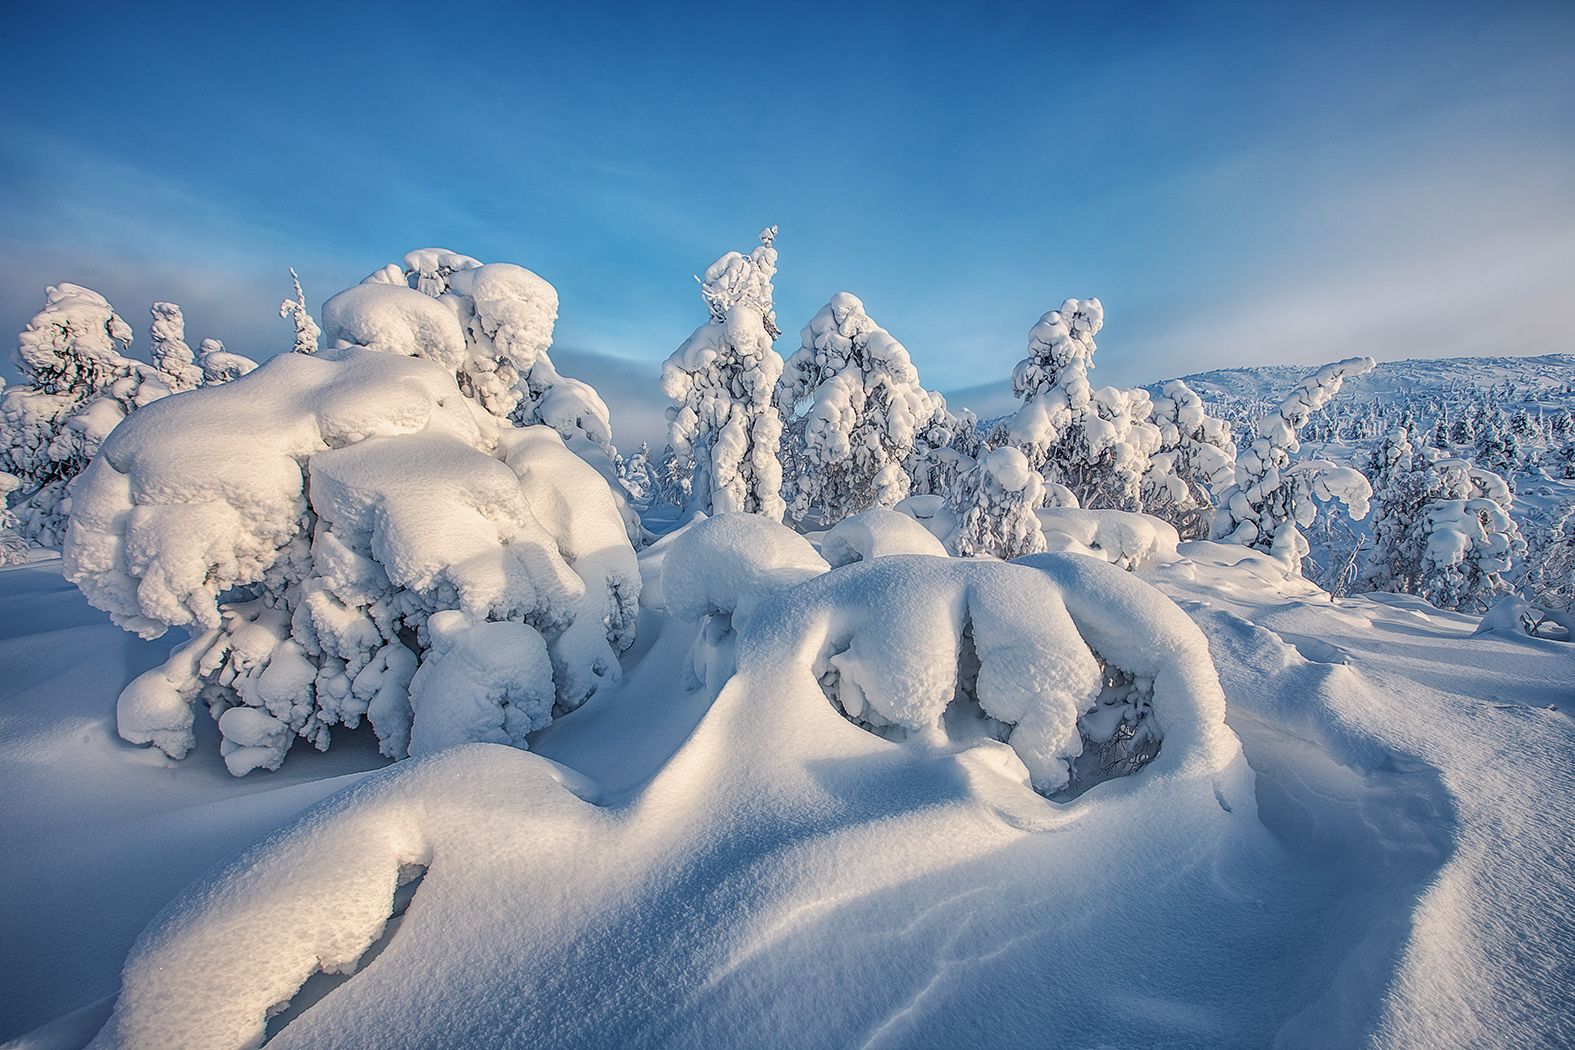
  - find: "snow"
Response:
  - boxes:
[4,484,1575,1048]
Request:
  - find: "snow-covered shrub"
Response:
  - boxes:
[197,338,257,384]
[1211,357,1376,566]
[279,267,321,355]
[1035,508,1180,572]
[820,506,948,567]
[0,284,175,546]
[946,446,1048,559]
[147,302,203,392]
[1142,379,1236,538]
[661,512,1239,799]
[64,344,639,775]
[662,227,786,521]
[764,552,1235,798]
[1005,298,1163,510]
[777,292,949,524]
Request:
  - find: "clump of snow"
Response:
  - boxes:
[327,249,635,541]
[63,344,638,774]
[1035,507,1180,571]
[661,228,786,521]
[820,506,948,567]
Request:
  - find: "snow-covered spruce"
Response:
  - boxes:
[661,227,786,521]
[1211,356,1376,566]
[1006,298,1166,510]
[279,267,321,355]
[327,249,638,542]
[1142,379,1237,538]
[63,345,639,775]
[1520,500,1575,635]
[945,446,1048,559]
[1403,460,1523,612]
[0,284,176,547]
[777,292,950,525]
[147,302,203,392]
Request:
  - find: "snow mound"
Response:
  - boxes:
[820,506,948,567]
[1035,507,1181,571]
[747,553,1240,797]
[661,513,828,628]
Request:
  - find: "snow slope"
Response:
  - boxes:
[3,534,1571,1048]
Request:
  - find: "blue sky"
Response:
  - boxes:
[2,0,1572,442]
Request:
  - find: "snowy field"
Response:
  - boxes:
[1,245,1572,1049]
[3,534,1572,1047]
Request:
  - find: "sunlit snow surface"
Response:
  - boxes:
[2,538,1572,1048]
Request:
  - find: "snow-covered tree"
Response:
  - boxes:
[0,284,173,546]
[279,267,320,354]
[1359,429,1522,609]
[1473,418,1514,475]
[147,302,202,392]
[946,446,1047,559]
[0,466,29,566]
[661,227,786,521]
[64,331,641,775]
[1449,411,1476,446]
[1005,298,1162,510]
[1141,379,1237,539]
[1411,460,1523,612]
[1520,501,1575,632]
[616,441,660,506]
[776,292,949,525]
[1211,357,1376,566]
[198,338,258,384]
